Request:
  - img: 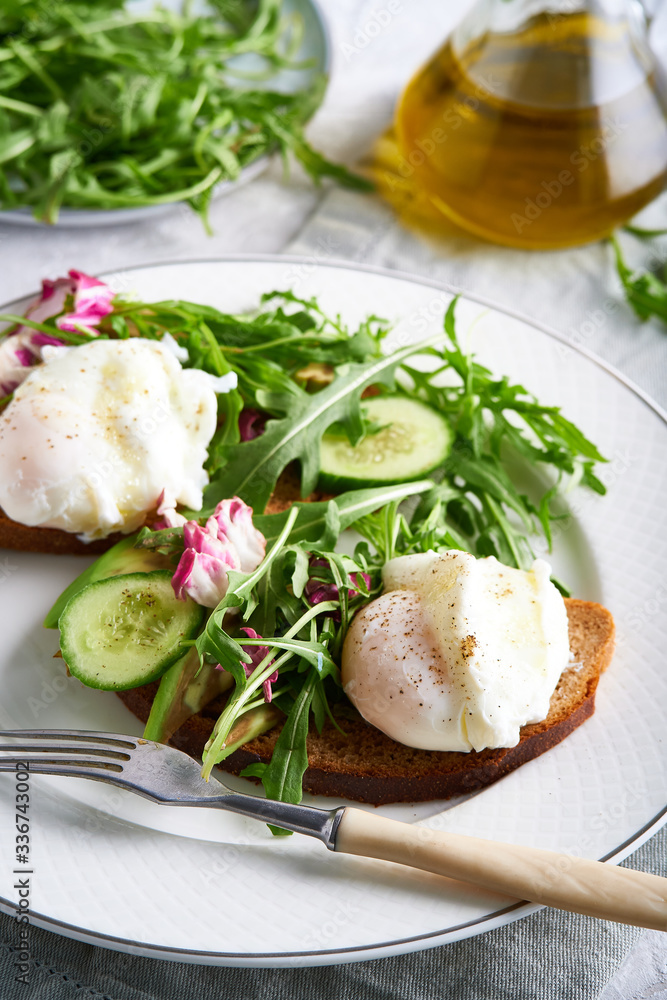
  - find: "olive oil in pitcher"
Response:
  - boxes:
[389,4,667,249]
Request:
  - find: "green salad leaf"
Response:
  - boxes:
[0,0,370,226]
[253,480,435,546]
[203,329,446,512]
[611,234,667,324]
[391,300,606,582]
[255,670,318,835]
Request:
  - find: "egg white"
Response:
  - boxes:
[341,550,570,752]
[0,338,228,540]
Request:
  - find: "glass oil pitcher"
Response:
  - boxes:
[392,0,667,249]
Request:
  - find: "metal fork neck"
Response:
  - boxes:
[181,794,346,849]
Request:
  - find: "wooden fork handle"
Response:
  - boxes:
[334,808,667,931]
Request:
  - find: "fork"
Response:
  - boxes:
[1,729,665,931]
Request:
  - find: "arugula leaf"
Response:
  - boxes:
[0,0,370,226]
[611,234,667,323]
[203,332,445,512]
[257,669,318,834]
[253,480,435,546]
[400,299,607,571]
[240,636,337,678]
[623,224,667,238]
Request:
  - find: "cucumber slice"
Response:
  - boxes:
[59,571,205,691]
[319,395,453,490]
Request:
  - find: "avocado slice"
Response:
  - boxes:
[143,648,232,743]
[44,534,172,629]
[143,647,281,748]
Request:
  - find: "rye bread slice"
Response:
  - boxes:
[0,508,123,555]
[116,598,615,805]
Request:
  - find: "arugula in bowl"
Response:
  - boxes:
[0,0,367,226]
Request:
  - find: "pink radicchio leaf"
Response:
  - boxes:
[56,270,114,334]
[30,333,66,350]
[1,270,108,396]
[304,557,340,608]
[172,520,241,607]
[0,330,69,396]
[0,332,44,395]
[207,496,266,573]
[240,627,277,702]
[153,487,187,530]
[172,547,197,601]
[171,548,232,607]
[13,347,33,367]
[183,520,241,566]
[238,408,266,441]
[13,277,74,336]
[304,563,372,610]
[304,579,340,606]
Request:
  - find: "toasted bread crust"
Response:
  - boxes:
[0,508,121,554]
[117,598,615,804]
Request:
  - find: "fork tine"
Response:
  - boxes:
[1,729,137,749]
[0,762,125,780]
[0,729,346,845]
[0,756,124,772]
[0,745,131,761]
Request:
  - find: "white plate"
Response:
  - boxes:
[0,0,329,228]
[0,257,666,967]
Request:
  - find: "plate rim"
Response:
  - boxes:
[0,807,665,966]
[1,253,666,966]
[4,252,666,427]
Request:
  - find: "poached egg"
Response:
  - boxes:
[341,549,570,752]
[0,338,236,541]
